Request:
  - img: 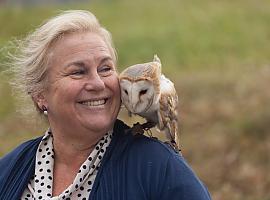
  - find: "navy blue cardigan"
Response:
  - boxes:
[0,120,211,200]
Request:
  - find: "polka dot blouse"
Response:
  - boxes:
[21,129,112,200]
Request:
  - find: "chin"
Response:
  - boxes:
[77,104,120,133]
[85,116,115,132]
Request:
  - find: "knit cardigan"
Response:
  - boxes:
[0,119,211,200]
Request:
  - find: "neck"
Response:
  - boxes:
[50,127,106,169]
[53,137,95,169]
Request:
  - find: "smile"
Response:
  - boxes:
[79,99,108,106]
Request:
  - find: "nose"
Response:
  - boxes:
[84,72,106,91]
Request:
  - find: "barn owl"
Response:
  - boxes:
[119,55,179,148]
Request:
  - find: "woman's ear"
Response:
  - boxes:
[32,92,47,110]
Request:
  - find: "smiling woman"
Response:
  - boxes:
[42,32,120,142]
[0,10,211,200]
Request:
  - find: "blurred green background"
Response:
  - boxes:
[0,0,270,199]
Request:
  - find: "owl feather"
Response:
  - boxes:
[119,55,179,148]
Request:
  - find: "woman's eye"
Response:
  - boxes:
[70,69,85,76]
[98,65,113,76]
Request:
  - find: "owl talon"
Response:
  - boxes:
[141,121,156,130]
[131,122,144,135]
[165,141,181,153]
[145,129,153,138]
[130,122,156,137]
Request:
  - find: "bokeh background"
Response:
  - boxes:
[0,0,270,199]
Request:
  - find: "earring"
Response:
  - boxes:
[42,105,48,115]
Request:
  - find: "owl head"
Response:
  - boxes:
[119,55,161,114]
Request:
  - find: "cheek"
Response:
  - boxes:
[46,79,81,104]
[106,76,121,99]
[114,80,121,95]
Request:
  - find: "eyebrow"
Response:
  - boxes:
[99,56,114,64]
[65,56,113,69]
[66,61,85,69]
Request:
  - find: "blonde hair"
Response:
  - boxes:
[10,10,117,115]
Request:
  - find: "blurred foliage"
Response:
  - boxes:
[0,0,270,200]
[0,0,270,72]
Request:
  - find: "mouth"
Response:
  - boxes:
[78,98,109,107]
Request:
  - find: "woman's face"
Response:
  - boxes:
[41,32,121,135]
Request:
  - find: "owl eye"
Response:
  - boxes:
[124,89,128,95]
[139,89,148,96]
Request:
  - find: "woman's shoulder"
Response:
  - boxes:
[113,119,181,162]
[0,136,42,197]
[129,134,180,159]
[110,120,211,199]
[0,136,42,167]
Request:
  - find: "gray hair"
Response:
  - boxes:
[10,10,117,115]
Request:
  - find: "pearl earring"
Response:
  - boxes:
[41,105,48,115]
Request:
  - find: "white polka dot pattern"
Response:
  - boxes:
[21,129,112,200]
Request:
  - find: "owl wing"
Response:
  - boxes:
[157,75,179,144]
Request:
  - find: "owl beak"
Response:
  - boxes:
[131,105,136,113]
[131,102,140,114]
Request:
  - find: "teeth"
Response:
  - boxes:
[81,99,106,106]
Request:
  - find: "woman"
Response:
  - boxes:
[0,10,211,200]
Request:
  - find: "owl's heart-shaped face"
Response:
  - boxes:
[120,79,155,114]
